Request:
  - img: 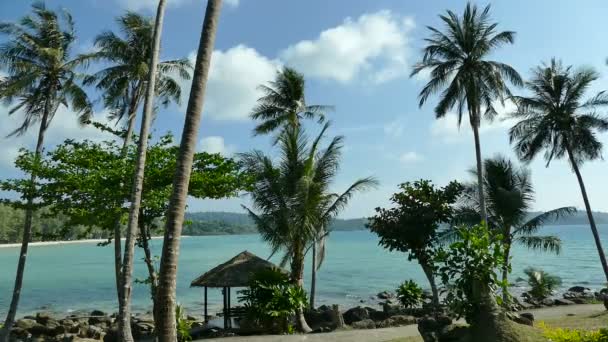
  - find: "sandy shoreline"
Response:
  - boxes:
[0,236,171,249]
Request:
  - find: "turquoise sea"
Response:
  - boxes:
[1,226,607,318]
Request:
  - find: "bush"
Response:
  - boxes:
[238,268,307,334]
[396,280,423,308]
[175,304,192,342]
[435,223,507,323]
[538,322,608,342]
[524,267,562,301]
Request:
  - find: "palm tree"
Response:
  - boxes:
[155,0,223,340]
[0,3,92,340]
[411,2,523,222]
[116,1,168,340]
[250,67,333,136]
[509,59,608,282]
[456,155,575,302]
[85,11,191,313]
[241,123,377,331]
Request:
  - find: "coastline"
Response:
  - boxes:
[0,235,174,249]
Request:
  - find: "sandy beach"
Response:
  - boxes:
[0,236,170,249]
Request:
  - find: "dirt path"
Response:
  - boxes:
[198,304,605,342]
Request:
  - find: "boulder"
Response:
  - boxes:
[389,315,417,326]
[86,325,105,340]
[568,286,590,293]
[541,298,555,306]
[382,302,402,316]
[417,315,453,342]
[351,319,376,329]
[377,291,394,300]
[519,312,534,323]
[16,318,38,331]
[343,306,369,325]
[366,307,388,322]
[554,298,575,306]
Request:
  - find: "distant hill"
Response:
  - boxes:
[183,211,367,236]
[182,210,608,236]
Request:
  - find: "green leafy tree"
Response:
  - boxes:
[241,123,376,332]
[509,59,608,282]
[435,224,506,332]
[368,180,463,307]
[1,130,248,328]
[455,155,575,302]
[0,3,92,339]
[411,2,523,223]
[523,268,562,302]
[250,67,333,136]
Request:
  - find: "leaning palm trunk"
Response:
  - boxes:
[566,146,608,282]
[112,111,138,310]
[155,1,222,340]
[470,110,488,223]
[309,241,317,308]
[117,1,167,340]
[290,247,312,333]
[1,97,53,342]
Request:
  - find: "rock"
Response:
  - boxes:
[35,312,53,325]
[366,307,388,322]
[86,325,105,340]
[417,315,453,342]
[568,286,591,293]
[90,310,107,317]
[513,315,533,326]
[351,319,376,329]
[541,298,555,306]
[382,302,402,316]
[519,312,534,323]
[343,306,369,325]
[554,298,575,306]
[16,318,38,330]
[389,315,417,326]
[377,291,394,300]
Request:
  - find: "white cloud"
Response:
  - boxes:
[430,101,517,142]
[199,135,234,155]
[183,45,280,121]
[117,0,239,11]
[399,151,422,164]
[279,10,415,83]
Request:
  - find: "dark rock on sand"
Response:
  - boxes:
[343,306,370,325]
[351,319,376,329]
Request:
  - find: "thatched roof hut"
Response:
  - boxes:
[190,250,286,327]
[190,250,284,288]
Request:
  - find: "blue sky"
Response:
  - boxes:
[1,0,608,218]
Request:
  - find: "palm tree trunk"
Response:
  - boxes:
[112,110,137,311]
[154,1,222,340]
[290,248,312,333]
[566,146,608,282]
[117,2,167,340]
[502,240,512,304]
[471,112,488,223]
[310,240,317,309]
[1,99,52,342]
[138,216,159,324]
[420,262,439,307]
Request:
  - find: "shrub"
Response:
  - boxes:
[524,267,562,301]
[435,223,507,323]
[238,268,307,334]
[538,322,608,342]
[396,280,424,308]
[175,304,192,342]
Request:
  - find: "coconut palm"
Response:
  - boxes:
[155,0,223,340]
[0,3,92,340]
[456,155,575,302]
[509,59,608,282]
[85,11,191,314]
[250,67,333,136]
[411,2,523,222]
[241,123,377,331]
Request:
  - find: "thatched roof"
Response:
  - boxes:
[190,250,285,288]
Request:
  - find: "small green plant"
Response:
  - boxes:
[435,223,508,323]
[524,267,562,301]
[175,303,192,342]
[396,280,424,308]
[238,268,307,334]
[538,321,608,342]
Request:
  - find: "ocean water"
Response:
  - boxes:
[0,225,607,318]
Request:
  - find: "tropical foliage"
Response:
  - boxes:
[509,59,608,282]
[396,280,424,308]
[368,180,463,306]
[538,322,608,342]
[412,2,522,222]
[523,268,562,301]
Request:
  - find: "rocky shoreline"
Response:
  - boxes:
[7,286,607,341]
